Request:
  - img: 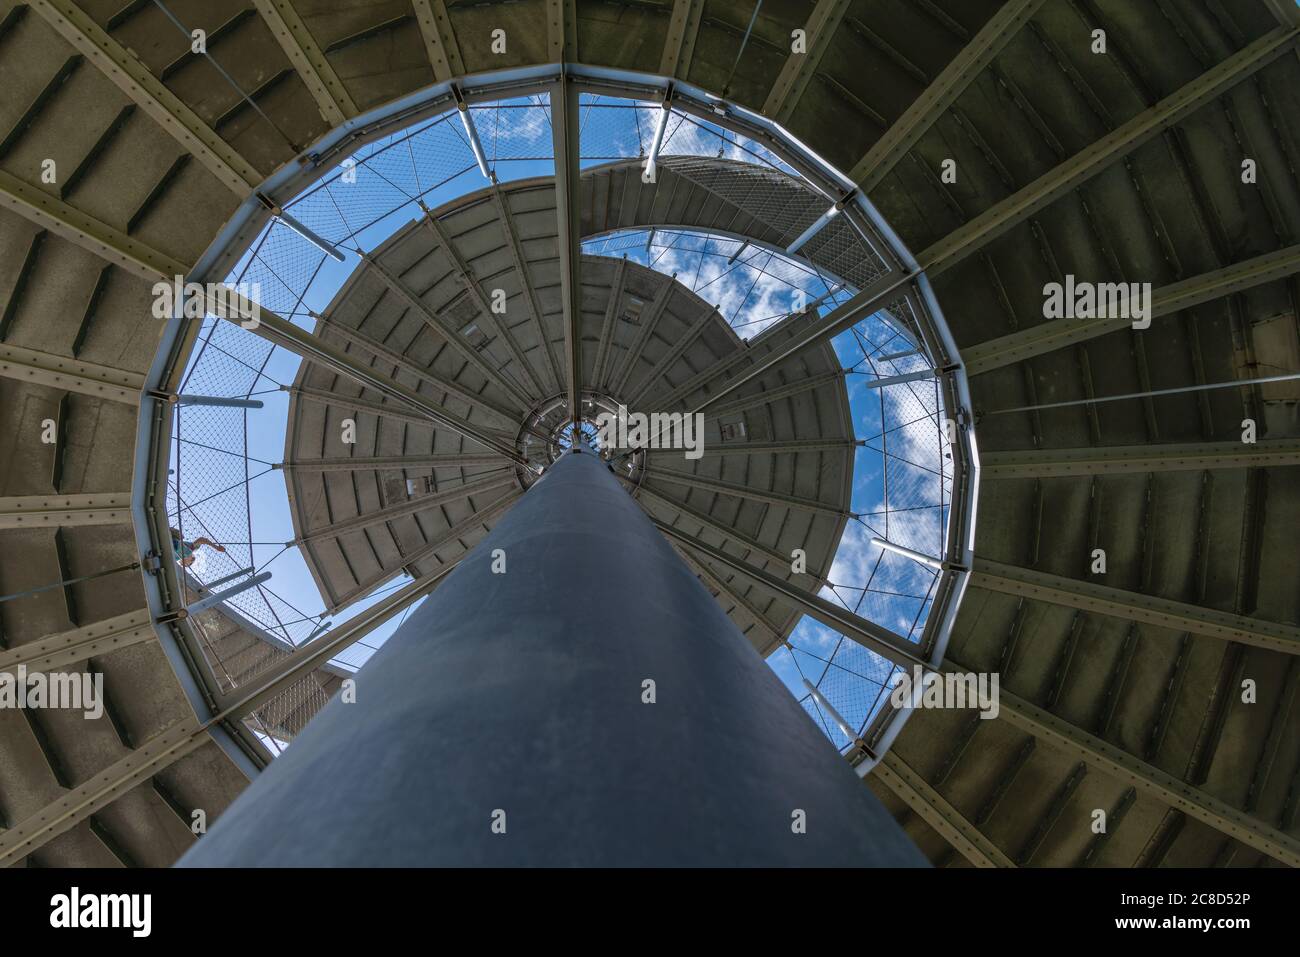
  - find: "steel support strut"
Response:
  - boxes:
[552,77,584,426]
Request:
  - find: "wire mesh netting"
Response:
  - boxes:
[765,307,953,750]
[578,95,800,176]
[582,228,856,337]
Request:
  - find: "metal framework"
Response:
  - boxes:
[491,185,563,393]
[552,75,584,425]
[918,26,1300,276]
[361,253,533,412]
[971,558,1300,655]
[0,167,188,280]
[105,62,972,830]
[0,0,1290,874]
[653,519,931,670]
[326,490,521,611]
[252,0,357,126]
[673,544,782,646]
[649,515,1300,864]
[0,493,133,529]
[659,0,705,79]
[964,242,1300,375]
[636,482,809,574]
[671,269,914,420]
[290,473,517,545]
[3,0,1289,869]
[982,439,1300,478]
[29,0,261,195]
[0,571,448,866]
[986,675,1300,868]
[5,57,977,868]
[870,751,1015,868]
[278,453,509,473]
[849,0,1046,191]
[411,0,464,82]
[647,467,850,518]
[0,341,144,404]
[309,312,520,423]
[266,68,970,774]
[420,207,544,398]
[762,0,853,126]
[0,608,155,676]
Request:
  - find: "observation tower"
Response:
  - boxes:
[0,0,1295,870]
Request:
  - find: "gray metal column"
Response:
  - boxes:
[179,450,925,866]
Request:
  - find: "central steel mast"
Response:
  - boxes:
[181,450,925,866]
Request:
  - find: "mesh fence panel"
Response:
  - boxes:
[582,228,845,338]
[248,672,332,744]
[578,100,652,161]
[779,291,953,743]
[473,101,553,162]
[662,110,797,175]
[660,155,825,245]
[801,214,888,291]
